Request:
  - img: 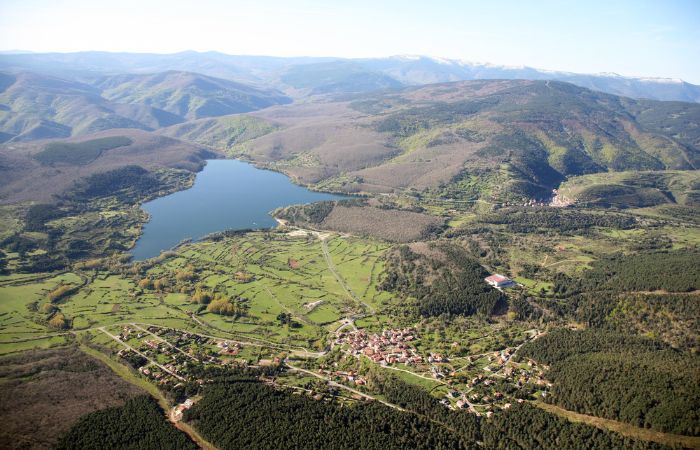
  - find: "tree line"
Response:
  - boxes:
[181,366,666,450]
[185,378,474,450]
[482,207,637,233]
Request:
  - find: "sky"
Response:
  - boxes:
[1,0,699,83]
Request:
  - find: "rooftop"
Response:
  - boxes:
[485,274,510,283]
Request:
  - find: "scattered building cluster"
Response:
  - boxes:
[549,189,575,207]
[445,351,550,415]
[112,324,283,390]
[498,198,549,208]
[109,322,547,419]
[114,325,226,386]
[335,328,424,366]
[505,359,550,389]
[317,367,368,386]
[498,189,575,209]
[217,340,241,356]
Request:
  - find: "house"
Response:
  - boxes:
[485,274,515,288]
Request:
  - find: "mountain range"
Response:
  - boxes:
[1,52,699,206]
[230,79,700,201]
[0,70,290,142]
[1,51,699,102]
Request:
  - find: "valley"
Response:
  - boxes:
[0,56,698,450]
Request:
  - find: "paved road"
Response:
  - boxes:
[139,320,326,358]
[380,363,448,385]
[184,313,321,356]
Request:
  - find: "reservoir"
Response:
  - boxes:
[131,159,343,260]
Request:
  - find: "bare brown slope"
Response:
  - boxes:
[0,128,219,203]
[238,80,699,200]
[320,205,444,242]
[0,346,144,450]
[244,102,398,185]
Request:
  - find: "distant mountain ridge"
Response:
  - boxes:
[94,70,290,120]
[1,51,699,102]
[0,69,290,142]
[357,55,700,103]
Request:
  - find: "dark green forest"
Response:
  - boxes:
[379,244,507,317]
[372,374,481,442]
[34,136,132,166]
[56,395,197,450]
[185,378,474,450]
[483,403,665,450]
[553,250,700,296]
[520,329,700,436]
[482,207,637,233]
[66,165,163,203]
[183,372,667,450]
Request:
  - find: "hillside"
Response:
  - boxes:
[358,56,700,103]
[157,114,279,152]
[228,80,699,201]
[0,71,178,142]
[0,51,328,85]
[0,128,217,203]
[0,70,290,143]
[558,170,700,208]
[279,61,403,95]
[94,71,291,120]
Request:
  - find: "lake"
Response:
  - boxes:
[131,159,343,260]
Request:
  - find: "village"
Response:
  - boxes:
[443,348,551,415]
[334,328,427,366]
[101,319,548,420]
[328,325,548,415]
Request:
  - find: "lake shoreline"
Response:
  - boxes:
[130,159,344,261]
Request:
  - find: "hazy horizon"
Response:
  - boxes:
[1,0,699,83]
[2,48,698,82]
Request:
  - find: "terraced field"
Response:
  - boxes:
[0,231,391,354]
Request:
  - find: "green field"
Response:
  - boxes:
[0,231,392,354]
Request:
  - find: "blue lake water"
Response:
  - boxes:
[131,159,343,260]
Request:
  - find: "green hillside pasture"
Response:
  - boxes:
[0,205,22,242]
[325,238,386,296]
[0,272,82,353]
[141,232,391,349]
[160,115,277,153]
[0,232,392,353]
[33,136,133,165]
[58,275,193,332]
[559,170,700,208]
[306,303,342,324]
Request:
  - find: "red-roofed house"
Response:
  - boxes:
[485,274,514,288]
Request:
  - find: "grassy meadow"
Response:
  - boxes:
[0,231,392,354]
